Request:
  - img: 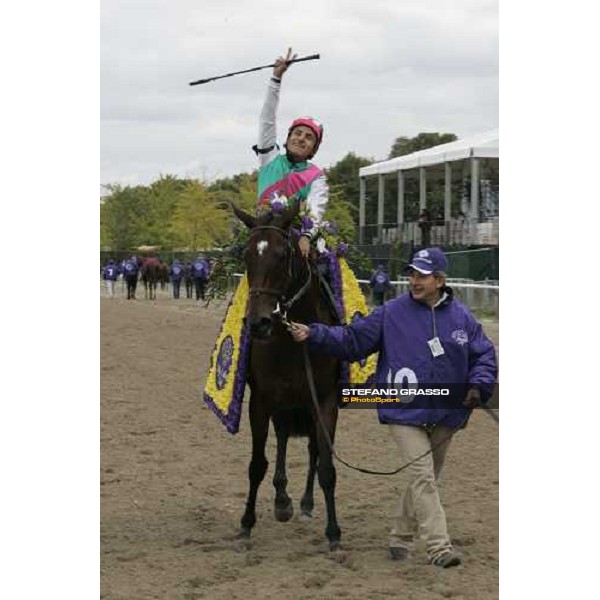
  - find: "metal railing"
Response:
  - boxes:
[359,218,499,247]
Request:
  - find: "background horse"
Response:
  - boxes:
[159,261,170,291]
[140,257,160,300]
[233,203,343,551]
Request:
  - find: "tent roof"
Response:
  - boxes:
[359,129,499,177]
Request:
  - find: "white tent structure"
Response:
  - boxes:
[357,129,499,244]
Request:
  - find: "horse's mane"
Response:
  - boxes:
[254,210,292,228]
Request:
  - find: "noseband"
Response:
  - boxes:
[247,225,312,319]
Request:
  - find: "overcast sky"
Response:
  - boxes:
[100,0,498,188]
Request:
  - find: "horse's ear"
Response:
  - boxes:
[278,199,301,229]
[231,202,256,229]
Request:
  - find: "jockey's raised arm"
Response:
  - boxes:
[254,47,329,255]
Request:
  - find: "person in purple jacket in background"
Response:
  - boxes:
[291,247,497,568]
[191,254,210,301]
[102,259,118,298]
[369,263,393,306]
[169,259,185,299]
[122,256,139,300]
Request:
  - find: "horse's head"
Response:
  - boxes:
[232,202,305,339]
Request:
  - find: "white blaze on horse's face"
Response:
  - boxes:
[256,240,268,257]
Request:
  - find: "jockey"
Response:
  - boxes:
[253,47,328,259]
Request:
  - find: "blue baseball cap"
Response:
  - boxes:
[405,247,448,275]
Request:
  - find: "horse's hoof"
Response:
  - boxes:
[236,527,251,539]
[329,540,342,552]
[274,500,294,522]
[299,510,313,520]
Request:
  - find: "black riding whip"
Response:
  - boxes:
[189,54,320,86]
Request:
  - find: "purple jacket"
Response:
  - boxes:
[370,270,391,293]
[122,259,139,277]
[170,261,184,280]
[103,263,118,281]
[191,259,209,279]
[308,289,497,428]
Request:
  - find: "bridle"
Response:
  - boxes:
[247,225,312,323]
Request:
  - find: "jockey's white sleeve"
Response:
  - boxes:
[303,175,329,238]
[258,79,280,167]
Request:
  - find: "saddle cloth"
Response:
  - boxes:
[202,257,377,434]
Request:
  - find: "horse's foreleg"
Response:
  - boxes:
[272,418,293,522]
[315,402,341,550]
[300,431,318,518]
[240,399,269,537]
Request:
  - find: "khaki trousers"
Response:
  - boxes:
[388,424,454,559]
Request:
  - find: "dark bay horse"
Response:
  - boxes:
[141,257,160,300]
[158,261,170,291]
[233,203,342,550]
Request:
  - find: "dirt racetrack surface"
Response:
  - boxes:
[101,286,499,600]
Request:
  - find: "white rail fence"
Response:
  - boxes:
[233,274,499,315]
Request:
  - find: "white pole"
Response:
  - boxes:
[378,174,385,240]
[419,167,427,210]
[444,162,452,222]
[359,177,366,244]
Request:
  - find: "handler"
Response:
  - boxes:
[291,247,497,568]
[254,47,328,257]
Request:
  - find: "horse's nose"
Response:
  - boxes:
[248,316,273,339]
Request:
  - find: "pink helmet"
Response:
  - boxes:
[287,116,324,157]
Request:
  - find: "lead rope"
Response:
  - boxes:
[301,344,458,476]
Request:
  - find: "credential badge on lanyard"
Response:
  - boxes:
[428,336,445,357]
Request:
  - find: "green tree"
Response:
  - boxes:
[171,180,230,250]
[141,174,189,247]
[209,171,257,212]
[323,186,357,243]
[388,133,458,159]
[100,183,150,250]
